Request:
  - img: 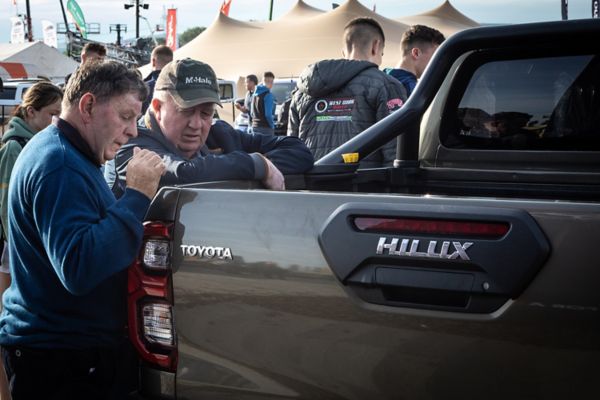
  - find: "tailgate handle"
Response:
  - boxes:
[375,268,474,292]
[349,267,476,309]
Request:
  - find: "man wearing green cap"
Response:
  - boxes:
[105,58,313,194]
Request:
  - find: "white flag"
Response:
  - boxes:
[42,20,58,48]
[10,17,25,44]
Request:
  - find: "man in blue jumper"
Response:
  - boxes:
[105,59,313,194]
[250,71,276,135]
[0,61,165,399]
[384,25,445,97]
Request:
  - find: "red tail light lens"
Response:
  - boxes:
[353,217,510,238]
[128,221,177,372]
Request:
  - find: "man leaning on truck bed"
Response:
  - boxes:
[105,58,314,195]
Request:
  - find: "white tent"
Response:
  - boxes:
[0,41,78,83]
[173,0,409,81]
[279,0,326,20]
[0,62,43,81]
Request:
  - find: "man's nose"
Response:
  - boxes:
[126,120,138,138]
[188,109,203,129]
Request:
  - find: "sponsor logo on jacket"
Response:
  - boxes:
[387,98,404,111]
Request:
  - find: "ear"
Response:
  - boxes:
[411,47,420,60]
[371,39,380,56]
[151,98,163,121]
[25,105,36,119]
[79,93,95,124]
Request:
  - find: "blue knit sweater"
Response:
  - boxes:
[0,123,150,349]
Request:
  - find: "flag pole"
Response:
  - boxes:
[25,0,33,41]
[269,0,274,21]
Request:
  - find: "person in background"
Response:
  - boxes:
[141,45,174,115]
[0,61,165,399]
[64,42,107,86]
[384,24,445,97]
[287,17,407,167]
[105,58,313,195]
[251,71,275,135]
[235,74,258,118]
[0,82,63,299]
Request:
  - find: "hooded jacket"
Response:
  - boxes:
[0,116,35,240]
[384,67,418,98]
[288,59,407,168]
[251,84,275,129]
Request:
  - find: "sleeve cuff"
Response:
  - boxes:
[250,153,267,180]
[119,187,152,221]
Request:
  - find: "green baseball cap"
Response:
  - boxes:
[155,58,222,108]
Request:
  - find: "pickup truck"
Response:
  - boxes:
[128,19,600,399]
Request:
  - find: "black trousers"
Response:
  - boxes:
[1,342,139,400]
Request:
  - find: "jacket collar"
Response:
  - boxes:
[55,118,100,166]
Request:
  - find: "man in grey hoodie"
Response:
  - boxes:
[287,17,407,168]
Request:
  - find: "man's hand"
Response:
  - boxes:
[126,147,166,199]
[260,155,285,191]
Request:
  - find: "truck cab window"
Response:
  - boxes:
[446,54,600,151]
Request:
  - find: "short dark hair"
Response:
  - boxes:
[12,82,63,119]
[401,25,445,56]
[152,45,174,65]
[263,71,275,80]
[344,17,385,54]
[64,60,147,108]
[82,42,107,57]
[246,74,258,85]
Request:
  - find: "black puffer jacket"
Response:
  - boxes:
[287,59,407,167]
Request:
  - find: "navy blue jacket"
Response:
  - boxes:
[105,117,313,196]
[384,68,417,97]
[0,122,150,349]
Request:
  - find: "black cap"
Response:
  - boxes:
[155,58,222,108]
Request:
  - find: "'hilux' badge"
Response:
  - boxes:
[376,237,473,260]
[181,244,233,260]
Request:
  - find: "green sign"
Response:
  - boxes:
[67,0,87,38]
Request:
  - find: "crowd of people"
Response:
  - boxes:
[0,18,443,399]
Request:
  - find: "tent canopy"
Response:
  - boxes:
[0,41,78,83]
[395,0,479,38]
[173,0,411,81]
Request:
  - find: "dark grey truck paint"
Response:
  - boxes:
[136,19,600,399]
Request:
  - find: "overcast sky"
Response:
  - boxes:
[0,0,596,45]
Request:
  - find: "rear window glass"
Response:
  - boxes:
[0,87,17,100]
[271,82,296,104]
[444,54,600,151]
[219,83,234,101]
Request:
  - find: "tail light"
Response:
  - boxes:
[128,221,177,372]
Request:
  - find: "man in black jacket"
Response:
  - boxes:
[287,17,407,167]
[141,45,174,115]
[105,58,313,194]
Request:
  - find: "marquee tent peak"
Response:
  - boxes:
[279,0,325,20]
[399,0,479,27]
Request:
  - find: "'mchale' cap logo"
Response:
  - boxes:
[155,58,222,108]
[185,76,213,85]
